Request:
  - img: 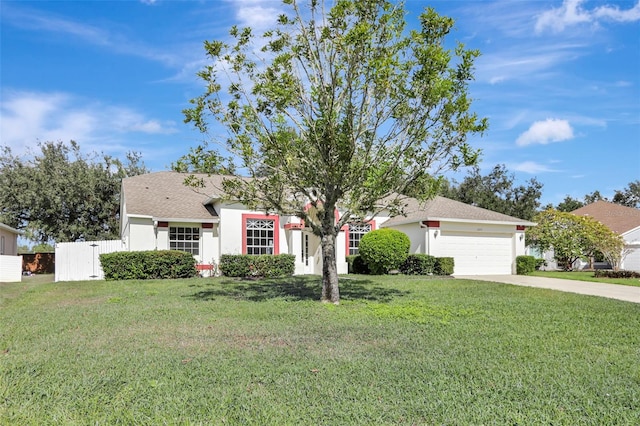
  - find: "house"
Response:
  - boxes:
[571,201,640,271]
[380,196,534,275]
[120,172,534,276]
[0,222,23,282]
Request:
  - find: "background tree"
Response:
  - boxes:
[181,0,487,303]
[613,180,640,208]
[32,243,55,253]
[526,209,624,270]
[543,180,640,212]
[0,141,147,243]
[544,195,584,212]
[583,190,605,205]
[442,164,542,220]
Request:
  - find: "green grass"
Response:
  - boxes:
[530,270,640,287]
[1,275,639,425]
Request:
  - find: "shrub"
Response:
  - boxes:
[516,255,537,275]
[100,250,197,281]
[535,258,546,270]
[434,257,454,275]
[346,255,370,274]
[594,270,640,279]
[358,229,410,275]
[219,254,295,278]
[400,254,436,275]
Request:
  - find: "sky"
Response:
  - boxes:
[1,0,639,207]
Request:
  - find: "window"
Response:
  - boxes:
[0,236,4,255]
[246,219,275,255]
[169,227,200,255]
[243,214,279,255]
[348,222,372,255]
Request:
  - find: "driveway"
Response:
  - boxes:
[454,274,640,304]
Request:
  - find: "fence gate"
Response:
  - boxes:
[55,240,125,282]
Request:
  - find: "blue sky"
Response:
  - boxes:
[1,0,639,206]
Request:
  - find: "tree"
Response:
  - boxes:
[443,164,542,220]
[613,180,640,208]
[546,181,640,212]
[0,141,147,243]
[33,243,55,253]
[526,209,624,270]
[584,190,605,205]
[554,195,584,212]
[181,0,487,303]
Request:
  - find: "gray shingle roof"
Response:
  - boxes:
[571,201,640,235]
[380,196,535,227]
[122,171,229,221]
[123,173,534,226]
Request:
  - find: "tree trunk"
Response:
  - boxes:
[320,233,340,304]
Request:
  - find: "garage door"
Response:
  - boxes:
[623,247,640,271]
[438,231,514,275]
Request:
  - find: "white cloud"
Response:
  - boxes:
[230,0,286,30]
[512,161,556,174]
[0,90,178,154]
[594,1,640,21]
[476,42,586,84]
[535,0,591,33]
[535,0,640,33]
[516,119,575,146]
[1,3,180,66]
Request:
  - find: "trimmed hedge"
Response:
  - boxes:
[358,229,410,275]
[400,254,436,275]
[100,250,197,281]
[516,255,536,275]
[219,254,295,278]
[434,257,454,276]
[594,270,640,279]
[346,255,370,274]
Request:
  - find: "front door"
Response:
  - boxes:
[302,231,322,275]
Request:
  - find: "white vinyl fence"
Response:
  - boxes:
[0,255,23,282]
[55,240,126,282]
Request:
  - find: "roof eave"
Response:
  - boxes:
[381,217,536,228]
[0,223,23,234]
[428,217,536,227]
[153,217,220,224]
[621,225,640,237]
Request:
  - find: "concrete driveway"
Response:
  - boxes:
[454,274,640,304]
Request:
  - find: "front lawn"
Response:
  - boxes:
[530,270,640,287]
[1,275,639,424]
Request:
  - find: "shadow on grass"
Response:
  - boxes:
[185,275,408,303]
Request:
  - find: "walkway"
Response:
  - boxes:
[454,274,640,304]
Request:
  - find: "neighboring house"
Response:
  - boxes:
[571,201,640,271]
[0,222,19,256]
[120,172,534,276]
[0,222,22,282]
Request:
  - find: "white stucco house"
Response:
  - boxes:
[0,222,23,282]
[119,172,534,276]
[571,201,640,271]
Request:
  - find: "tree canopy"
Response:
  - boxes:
[439,164,542,220]
[181,0,487,303]
[526,209,624,271]
[0,141,147,243]
[543,180,640,211]
[613,180,640,208]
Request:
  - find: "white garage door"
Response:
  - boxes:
[622,247,640,271]
[438,231,514,275]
